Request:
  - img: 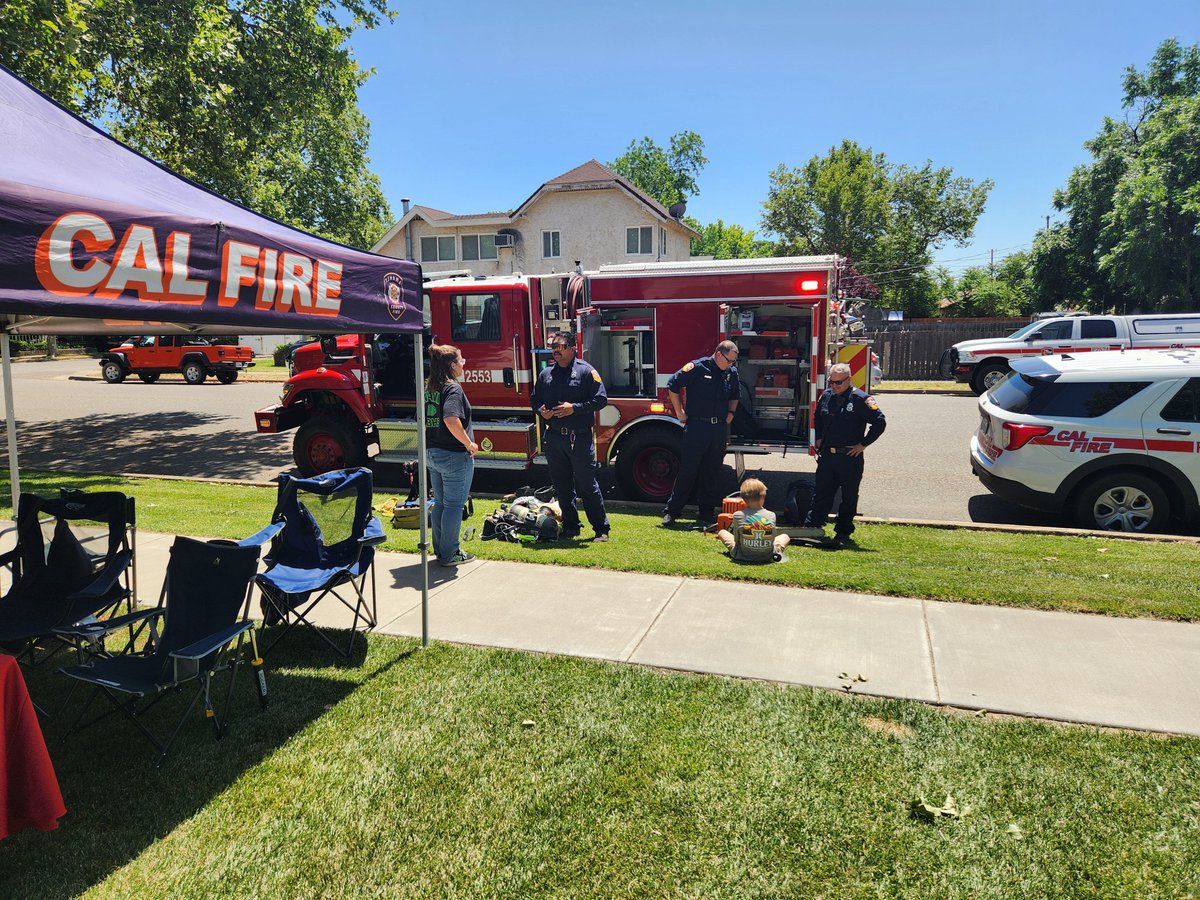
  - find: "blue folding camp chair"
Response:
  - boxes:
[0,489,135,661]
[256,467,384,657]
[59,529,278,766]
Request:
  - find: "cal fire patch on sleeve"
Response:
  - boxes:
[865,396,879,411]
[682,362,695,372]
[592,369,602,383]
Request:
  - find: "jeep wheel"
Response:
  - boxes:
[101,361,126,384]
[615,427,682,503]
[138,373,160,384]
[971,363,1009,395]
[1073,472,1168,533]
[216,370,238,384]
[293,416,367,477]
[182,362,207,385]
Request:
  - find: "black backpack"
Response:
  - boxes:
[781,479,813,526]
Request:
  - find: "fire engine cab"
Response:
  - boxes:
[254,255,867,502]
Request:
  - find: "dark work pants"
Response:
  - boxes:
[803,450,864,537]
[665,421,726,521]
[544,430,609,535]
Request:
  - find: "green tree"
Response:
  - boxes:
[685,217,774,259]
[0,0,395,248]
[609,131,708,210]
[760,140,993,316]
[1035,38,1200,312]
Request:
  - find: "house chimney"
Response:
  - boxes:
[401,198,413,261]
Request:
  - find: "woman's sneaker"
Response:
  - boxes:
[440,550,476,567]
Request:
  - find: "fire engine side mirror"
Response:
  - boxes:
[503,367,515,388]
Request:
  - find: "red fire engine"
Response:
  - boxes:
[254,255,862,502]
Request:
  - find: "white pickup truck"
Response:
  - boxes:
[950,313,1200,394]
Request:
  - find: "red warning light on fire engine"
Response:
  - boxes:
[796,275,824,294]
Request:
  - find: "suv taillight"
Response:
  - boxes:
[1002,422,1052,451]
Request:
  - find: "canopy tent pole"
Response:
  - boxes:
[2,333,19,514]
[414,331,429,648]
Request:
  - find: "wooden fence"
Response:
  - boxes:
[863,318,1027,380]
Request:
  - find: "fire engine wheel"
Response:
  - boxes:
[216,371,238,384]
[615,427,682,504]
[293,417,367,477]
[183,362,207,385]
[1072,471,1168,533]
[971,363,1009,395]
[137,373,160,384]
[101,362,126,384]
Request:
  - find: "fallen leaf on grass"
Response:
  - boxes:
[1042,556,1058,562]
[909,795,970,821]
[1099,574,1110,580]
[1006,823,1024,840]
[1097,547,1109,553]
[521,719,536,729]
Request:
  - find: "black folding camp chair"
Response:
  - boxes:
[256,467,384,658]
[0,489,135,661]
[59,531,274,766]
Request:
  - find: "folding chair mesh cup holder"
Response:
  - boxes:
[256,467,385,658]
[0,489,136,666]
[59,531,274,766]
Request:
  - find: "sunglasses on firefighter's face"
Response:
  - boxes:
[719,350,738,362]
[828,377,849,385]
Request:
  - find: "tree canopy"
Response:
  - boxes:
[0,0,395,249]
[685,218,773,259]
[608,131,708,211]
[761,140,993,316]
[1033,38,1200,313]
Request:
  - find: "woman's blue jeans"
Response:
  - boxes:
[427,447,474,562]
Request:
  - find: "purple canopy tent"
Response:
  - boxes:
[0,64,434,644]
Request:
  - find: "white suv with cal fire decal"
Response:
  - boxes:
[971,348,1200,533]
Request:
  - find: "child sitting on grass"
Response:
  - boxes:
[717,478,791,563]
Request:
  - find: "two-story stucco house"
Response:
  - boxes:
[372,160,699,276]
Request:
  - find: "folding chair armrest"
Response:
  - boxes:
[239,521,285,548]
[68,548,134,601]
[55,606,162,640]
[360,515,386,547]
[170,620,254,661]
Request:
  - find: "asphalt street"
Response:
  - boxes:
[2,358,1059,527]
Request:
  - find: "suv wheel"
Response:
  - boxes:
[102,361,126,384]
[1073,471,1168,533]
[183,362,207,385]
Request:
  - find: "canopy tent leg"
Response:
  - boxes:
[2,333,19,514]
[414,331,429,649]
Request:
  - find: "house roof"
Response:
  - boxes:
[514,160,699,238]
[371,160,700,253]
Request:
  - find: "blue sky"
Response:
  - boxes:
[350,0,1197,275]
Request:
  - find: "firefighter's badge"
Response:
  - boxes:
[866,396,879,411]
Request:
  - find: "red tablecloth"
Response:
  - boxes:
[0,654,66,839]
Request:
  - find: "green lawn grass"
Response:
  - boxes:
[3,636,1196,897]
[10,471,1200,621]
[875,379,972,393]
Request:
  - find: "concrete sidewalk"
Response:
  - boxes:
[132,531,1200,737]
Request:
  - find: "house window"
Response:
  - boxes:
[462,234,498,261]
[660,227,667,256]
[543,230,560,259]
[420,235,456,262]
[626,226,652,255]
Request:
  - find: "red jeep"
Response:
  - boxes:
[99,335,255,384]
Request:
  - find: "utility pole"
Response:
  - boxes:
[989,249,995,278]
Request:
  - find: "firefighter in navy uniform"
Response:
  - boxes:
[802,361,886,548]
[662,340,741,529]
[532,331,611,541]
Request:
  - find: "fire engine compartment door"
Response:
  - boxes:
[578,308,601,362]
[722,301,814,443]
